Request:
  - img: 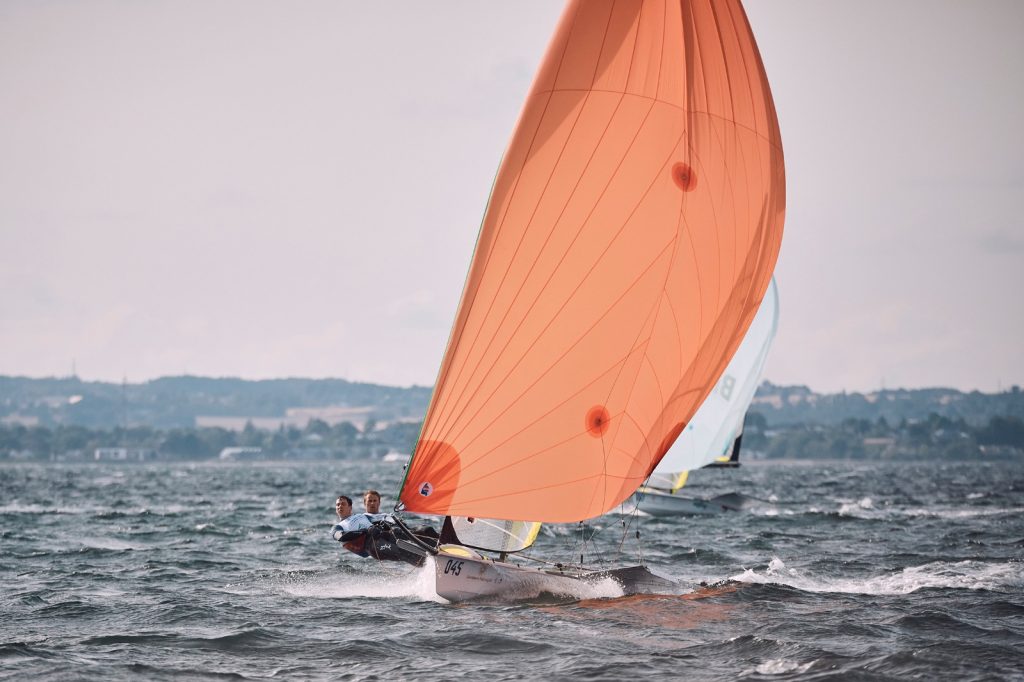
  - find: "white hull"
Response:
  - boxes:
[432,546,675,603]
[634,489,743,517]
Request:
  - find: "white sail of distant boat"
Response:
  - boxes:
[647,276,779,493]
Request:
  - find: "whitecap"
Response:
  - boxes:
[837,497,875,517]
[897,506,1024,520]
[750,659,814,675]
[79,536,143,551]
[732,557,1024,595]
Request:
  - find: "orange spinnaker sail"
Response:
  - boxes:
[401,0,785,522]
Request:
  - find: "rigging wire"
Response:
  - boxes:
[614,473,652,566]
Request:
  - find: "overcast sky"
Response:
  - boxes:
[1,1,1021,393]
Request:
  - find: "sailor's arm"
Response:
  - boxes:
[331,513,375,542]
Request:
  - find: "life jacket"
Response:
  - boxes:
[342,533,368,557]
[365,522,427,567]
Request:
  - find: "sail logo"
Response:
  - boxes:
[419,482,433,497]
[720,374,736,400]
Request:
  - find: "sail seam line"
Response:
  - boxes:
[432,97,673,463]
[529,90,781,153]
[441,238,677,494]
[419,3,585,452]
[579,0,649,522]
[430,5,624,450]
[430,90,596,446]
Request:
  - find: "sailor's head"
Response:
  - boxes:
[363,489,381,514]
[335,495,353,519]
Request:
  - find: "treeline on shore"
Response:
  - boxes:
[2,412,1023,463]
[742,412,1024,460]
[0,418,420,462]
[3,376,1023,432]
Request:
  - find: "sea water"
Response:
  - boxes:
[2,460,1022,680]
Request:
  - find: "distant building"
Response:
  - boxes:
[50,450,86,462]
[861,437,897,457]
[94,447,155,462]
[195,406,376,431]
[218,447,263,461]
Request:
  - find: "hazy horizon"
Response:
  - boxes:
[2,370,1019,397]
[2,1,1022,393]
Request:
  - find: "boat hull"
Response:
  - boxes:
[433,547,675,603]
[634,489,742,517]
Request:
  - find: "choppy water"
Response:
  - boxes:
[2,460,1023,681]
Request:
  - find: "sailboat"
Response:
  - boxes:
[635,276,780,516]
[369,0,786,602]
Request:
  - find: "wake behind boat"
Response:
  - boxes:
[336,0,786,602]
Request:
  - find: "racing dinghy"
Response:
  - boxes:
[344,0,786,601]
[424,517,676,602]
[432,546,678,603]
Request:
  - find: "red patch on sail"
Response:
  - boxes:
[401,440,461,513]
[671,163,697,192]
[653,422,687,465]
[585,405,610,438]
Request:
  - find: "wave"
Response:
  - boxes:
[745,658,815,676]
[898,506,1024,520]
[0,641,59,661]
[278,563,444,603]
[120,663,249,680]
[76,536,146,551]
[731,557,1024,595]
[0,503,194,517]
[774,499,1024,522]
[82,627,281,652]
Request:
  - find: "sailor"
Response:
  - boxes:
[359,488,440,545]
[332,511,393,537]
[335,495,353,520]
[362,489,381,514]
